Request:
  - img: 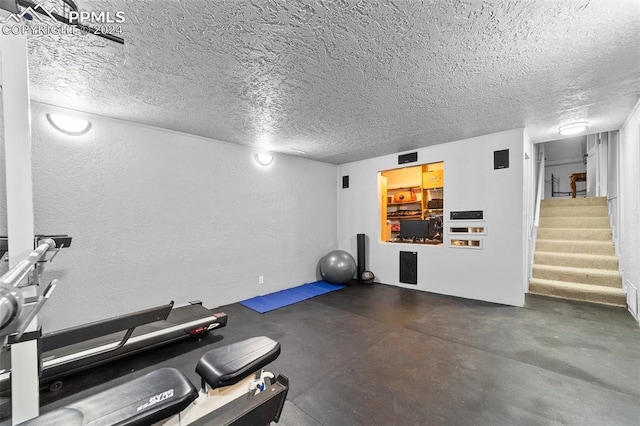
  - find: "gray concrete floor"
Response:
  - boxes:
[28,282,640,425]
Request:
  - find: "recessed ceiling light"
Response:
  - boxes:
[46,113,92,136]
[254,152,274,166]
[558,122,589,136]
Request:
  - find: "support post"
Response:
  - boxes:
[1,18,39,424]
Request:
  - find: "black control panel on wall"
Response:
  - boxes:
[342,175,349,189]
[494,149,509,169]
[450,210,484,220]
[399,251,418,285]
[398,152,418,165]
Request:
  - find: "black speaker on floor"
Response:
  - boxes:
[399,251,417,285]
[357,233,365,280]
[356,234,375,283]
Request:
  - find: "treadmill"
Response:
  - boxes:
[1,301,227,391]
[0,235,227,392]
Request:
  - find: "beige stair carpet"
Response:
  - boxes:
[530,196,626,307]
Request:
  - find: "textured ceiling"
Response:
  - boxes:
[24,0,640,164]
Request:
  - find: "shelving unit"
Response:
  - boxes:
[380,162,445,245]
[386,185,423,223]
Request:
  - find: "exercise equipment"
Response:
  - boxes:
[319,250,356,285]
[240,281,344,313]
[361,270,375,284]
[1,235,227,395]
[0,237,289,425]
[0,236,65,424]
[22,335,289,426]
[0,236,69,342]
[0,300,228,393]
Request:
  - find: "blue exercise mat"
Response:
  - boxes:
[239,281,345,313]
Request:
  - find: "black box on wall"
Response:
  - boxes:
[494,149,509,169]
[398,152,418,165]
[342,175,349,188]
[399,251,417,285]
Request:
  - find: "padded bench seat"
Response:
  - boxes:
[20,337,281,425]
[21,368,198,426]
[196,336,280,390]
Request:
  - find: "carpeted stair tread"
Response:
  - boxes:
[538,217,610,229]
[533,251,619,270]
[535,239,615,255]
[536,228,611,241]
[540,197,606,207]
[529,278,626,307]
[532,264,622,288]
[532,196,625,308]
[540,205,608,217]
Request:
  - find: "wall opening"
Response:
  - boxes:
[379,161,444,245]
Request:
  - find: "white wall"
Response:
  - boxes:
[338,129,527,306]
[618,100,640,319]
[17,102,337,331]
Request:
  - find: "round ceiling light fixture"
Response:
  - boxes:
[46,113,92,136]
[254,152,274,166]
[558,122,589,136]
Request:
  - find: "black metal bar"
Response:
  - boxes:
[35,235,72,249]
[110,326,135,352]
[41,302,174,352]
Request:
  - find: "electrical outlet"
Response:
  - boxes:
[258,276,264,284]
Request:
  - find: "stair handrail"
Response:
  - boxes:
[529,145,545,284]
[533,145,545,232]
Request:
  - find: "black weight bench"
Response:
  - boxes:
[21,368,197,425]
[21,336,286,426]
[196,335,280,390]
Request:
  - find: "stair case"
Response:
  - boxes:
[529,196,626,307]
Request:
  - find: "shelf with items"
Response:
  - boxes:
[423,186,444,217]
[379,162,444,245]
[388,216,422,221]
[387,186,421,205]
[422,178,444,243]
[388,201,421,206]
[387,208,422,218]
[386,185,423,225]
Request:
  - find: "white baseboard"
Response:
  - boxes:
[625,279,638,320]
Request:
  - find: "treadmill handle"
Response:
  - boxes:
[41,303,174,352]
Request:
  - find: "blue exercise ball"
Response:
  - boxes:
[320,250,357,284]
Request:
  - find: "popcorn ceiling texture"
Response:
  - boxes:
[25,0,640,163]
